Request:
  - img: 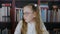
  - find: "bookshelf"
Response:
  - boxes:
[0,1,60,34]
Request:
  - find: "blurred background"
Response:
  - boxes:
[0,0,60,34]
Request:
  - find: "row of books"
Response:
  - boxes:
[0,6,23,22]
[0,28,60,34]
[0,28,11,34]
[41,8,60,22]
[0,6,60,22]
[0,7,10,22]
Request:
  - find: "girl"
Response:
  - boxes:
[14,3,49,34]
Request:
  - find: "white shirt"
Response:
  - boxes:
[14,20,49,34]
[27,22,36,34]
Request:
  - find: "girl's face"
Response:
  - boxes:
[23,6,36,23]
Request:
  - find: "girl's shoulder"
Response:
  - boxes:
[14,20,23,34]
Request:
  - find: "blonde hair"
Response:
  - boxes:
[21,3,43,34]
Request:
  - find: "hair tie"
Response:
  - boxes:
[34,4,37,7]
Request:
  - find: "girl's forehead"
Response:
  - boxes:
[23,6,33,13]
[24,6,32,10]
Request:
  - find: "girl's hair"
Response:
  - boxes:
[21,3,43,34]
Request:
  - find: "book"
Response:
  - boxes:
[2,28,8,34]
[41,8,47,22]
[0,29,1,34]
